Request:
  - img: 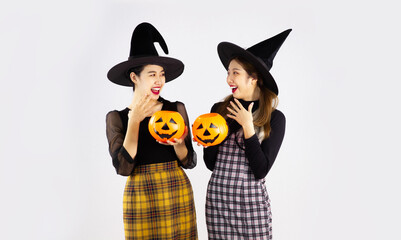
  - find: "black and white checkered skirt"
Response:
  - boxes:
[206,131,272,239]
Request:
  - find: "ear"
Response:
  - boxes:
[130,72,138,84]
[251,77,258,85]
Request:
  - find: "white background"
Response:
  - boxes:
[1,0,400,239]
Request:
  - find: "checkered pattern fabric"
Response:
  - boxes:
[123,161,197,239]
[206,132,272,239]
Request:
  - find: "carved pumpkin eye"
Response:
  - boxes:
[209,123,217,128]
[169,118,177,124]
[156,117,163,123]
[197,123,204,129]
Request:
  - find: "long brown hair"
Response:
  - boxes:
[216,56,278,139]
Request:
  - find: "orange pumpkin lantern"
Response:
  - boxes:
[192,113,228,146]
[148,111,186,143]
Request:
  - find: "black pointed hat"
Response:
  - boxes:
[217,29,292,95]
[107,22,184,86]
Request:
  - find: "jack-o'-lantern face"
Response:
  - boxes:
[148,111,185,143]
[192,113,228,146]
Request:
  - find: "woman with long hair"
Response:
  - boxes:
[200,29,291,239]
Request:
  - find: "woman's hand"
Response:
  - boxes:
[227,98,254,127]
[157,126,188,146]
[192,137,209,148]
[128,94,159,123]
[157,126,189,162]
[226,98,255,139]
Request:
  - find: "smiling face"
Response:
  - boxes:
[130,64,166,100]
[227,59,260,101]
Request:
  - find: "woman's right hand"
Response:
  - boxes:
[128,94,159,123]
[192,138,208,148]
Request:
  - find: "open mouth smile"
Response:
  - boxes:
[151,87,161,95]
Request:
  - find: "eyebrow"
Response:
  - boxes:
[146,70,165,74]
[228,67,242,71]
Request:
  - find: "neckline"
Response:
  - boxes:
[236,98,259,112]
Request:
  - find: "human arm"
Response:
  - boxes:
[202,103,221,171]
[244,110,286,179]
[172,102,197,169]
[106,94,160,176]
[226,99,286,179]
[105,111,137,176]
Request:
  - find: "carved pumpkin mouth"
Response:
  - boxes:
[154,129,178,139]
[196,134,220,144]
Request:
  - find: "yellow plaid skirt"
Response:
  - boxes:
[123,161,197,239]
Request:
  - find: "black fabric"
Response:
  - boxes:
[129,22,168,57]
[228,99,260,135]
[203,101,285,179]
[106,97,196,176]
[106,110,135,176]
[107,22,184,87]
[246,29,292,70]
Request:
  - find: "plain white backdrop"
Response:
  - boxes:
[1,0,400,239]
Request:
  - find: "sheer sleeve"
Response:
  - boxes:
[106,110,136,176]
[176,102,197,169]
[203,103,221,171]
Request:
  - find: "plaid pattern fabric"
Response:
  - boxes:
[123,161,197,239]
[206,132,272,239]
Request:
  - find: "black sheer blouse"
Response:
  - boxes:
[203,100,285,179]
[106,97,197,176]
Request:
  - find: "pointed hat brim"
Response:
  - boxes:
[218,42,278,95]
[107,56,184,87]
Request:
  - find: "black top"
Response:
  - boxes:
[106,97,196,176]
[203,99,285,179]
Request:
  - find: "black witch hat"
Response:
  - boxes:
[107,22,184,87]
[217,29,292,95]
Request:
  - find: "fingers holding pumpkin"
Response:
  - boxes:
[157,139,182,146]
[192,137,209,148]
[157,126,187,146]
[172,126,188,144]
[156,138,178,146]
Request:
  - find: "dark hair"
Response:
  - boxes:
[126,65,146,91]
